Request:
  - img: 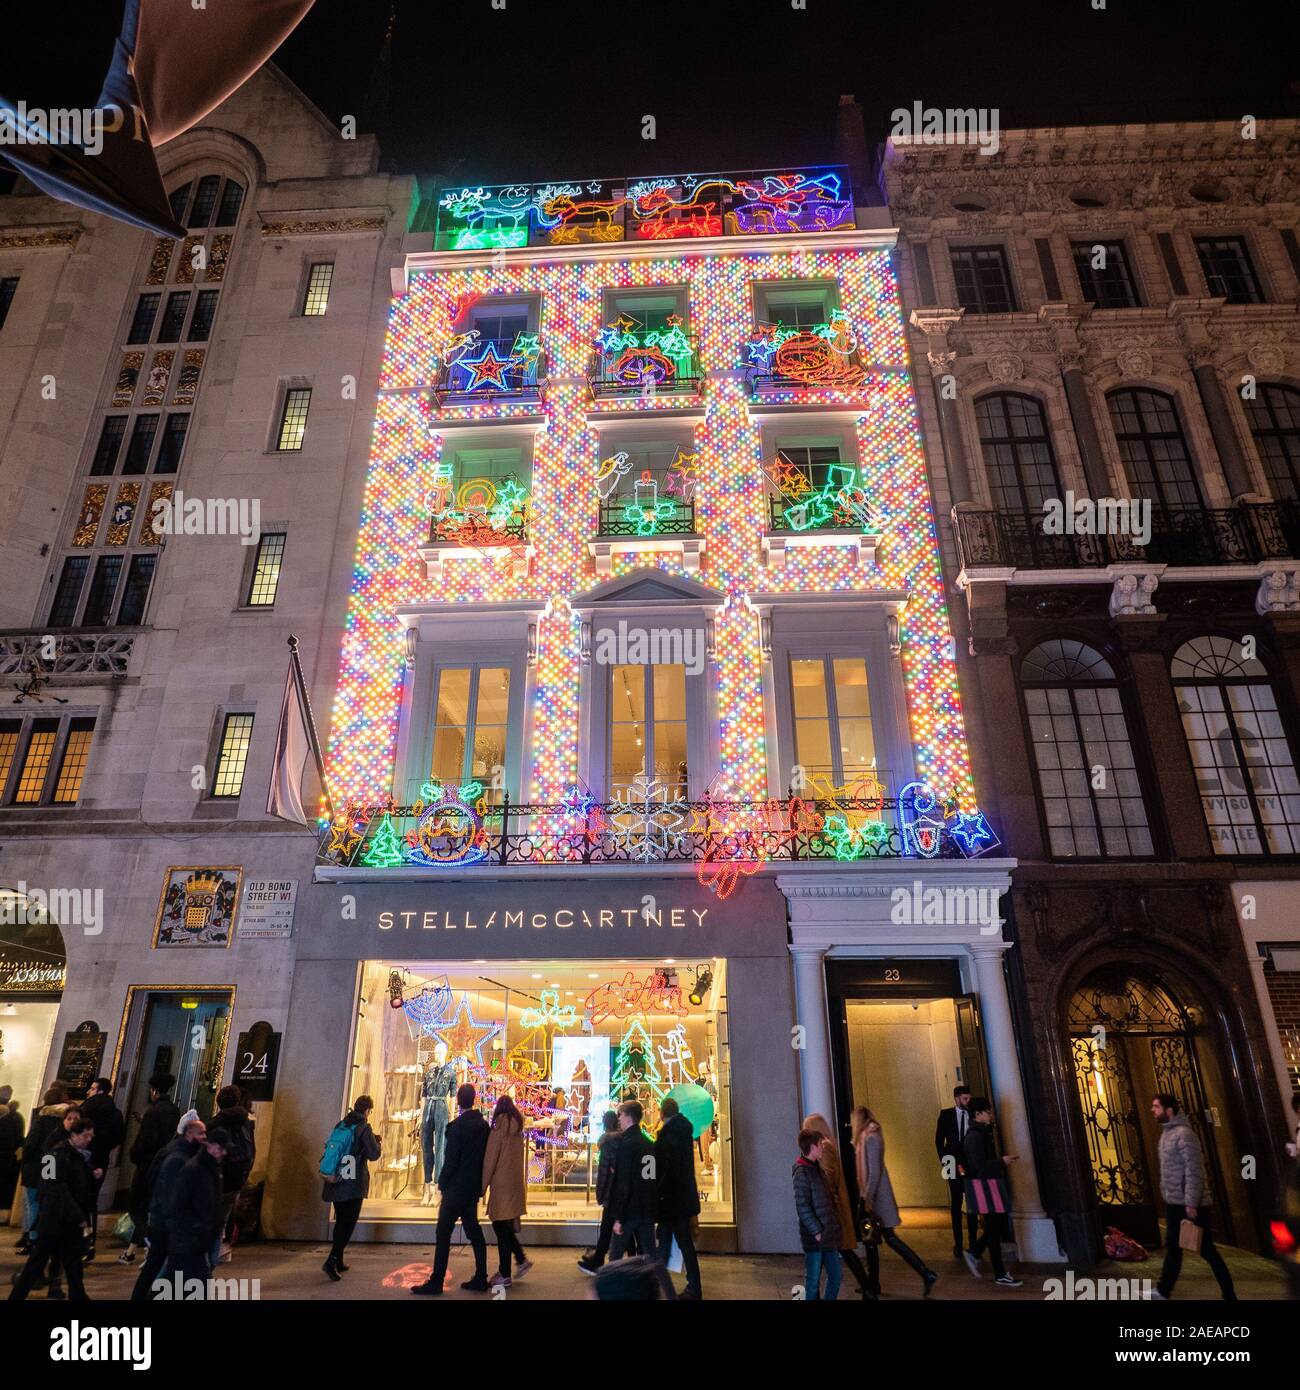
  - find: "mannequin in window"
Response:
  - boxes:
[697,1059,718,1173]
[420,1042,458,1205]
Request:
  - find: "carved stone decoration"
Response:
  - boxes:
[0,227,80,250]
[260,217,387,238]
[1115,346,1154,378]
[988,352,1025,383]
[927,350,958,374]
[1109,570,1159,617]
[1256,568,1300,616]
[1247,344,1286,376]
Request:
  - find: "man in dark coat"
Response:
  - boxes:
[413,1083,490,1295]
[79,1077,125,1261]
[607,1100,657,1265]
[934,1084,978,1257]
[16,1088,74,1254]
[211,1085,255,1260]
[9,1117,97,1301]
[0,1090,23,1212]
[654,1097,702,1299]
[578,1109,622,1275]
[123,1072,179,1261]
[166,1127,230,1298]
[130,1116,205,1300]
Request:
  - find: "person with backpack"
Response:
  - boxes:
[80,1077,125,1264]
[120,1072,179,1267]
[412,1083,491,1296]
[8,1117,97,1303]
[320,1095,380,1281]
[131,1114,207,1301]
[211,1085,255,1265]
[578,1109,622,1275]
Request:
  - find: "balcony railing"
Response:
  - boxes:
[767,493,871,533]
[428,508,530,547]
[597,498,698,537]
[318,791,973,870]
[586,339,701,401]
[432,337,544,407]
[953,501,1300,572]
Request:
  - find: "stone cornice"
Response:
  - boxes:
[0,224,81,249]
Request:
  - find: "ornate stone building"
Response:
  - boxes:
[882,119,1300,1264]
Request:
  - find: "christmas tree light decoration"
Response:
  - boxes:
[434,993,504,1065]
[361,812,404,867]
[611,1017,667,1102]
[328,207,980,836]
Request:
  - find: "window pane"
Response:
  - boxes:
[90,416,127,475]
[215,180,244,227]
[154,414,188,474]
[0,277,15,330]
[188,290,219,341]
[116,554,155,626]
[303,263,334,316]
[277,388,311,450]
[53,719,94,803]
[652,663,686,720]
[168,182,192,224]
[610,664,646,791]
[159,291,190,342]
[127,293,160,344]
[431,668,471,781]
[790,658,828,717]
[49,556,89,625]
[474,667,510,726]
[213,713,253,797]
[122,415,159,474]
[832,658,870,718]
[14,721,58,803]
[247,533,285,606]
[189,175,220,228]
[652,665,687,795]
[81,555,123,627]
[0,721,20,794]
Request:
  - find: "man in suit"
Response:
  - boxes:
[935,1084,978,1258]
[413,1082,490,1295]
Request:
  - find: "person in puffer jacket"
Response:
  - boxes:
[1151,1094,1235,1300]
[793,1128,842,1301]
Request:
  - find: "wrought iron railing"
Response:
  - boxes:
[428,508,530,546]
[586,339,701,400]
[318,792,973,870]
[432,337,545,406]
[767,494,869,533]
[596,498,698,537]
[953,501,1300,571]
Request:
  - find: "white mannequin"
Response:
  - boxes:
[421,1040,451,1205]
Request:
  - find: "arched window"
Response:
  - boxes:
[974,393,1063,520]
[1020,640,1153,858]
[1243,383,1300,500]
[1106,388,1205,514]
[1171,635,1300,854]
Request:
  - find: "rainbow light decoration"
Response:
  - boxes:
[328,186,979,835]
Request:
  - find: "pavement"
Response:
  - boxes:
[3,1222,1287,1301]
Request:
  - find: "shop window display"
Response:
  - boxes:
[351,959,732,1224]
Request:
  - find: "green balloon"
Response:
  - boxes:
[666,1082,714,1138]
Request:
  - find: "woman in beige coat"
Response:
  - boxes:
[482,1096,532,1287]
[802,1112,873,1298]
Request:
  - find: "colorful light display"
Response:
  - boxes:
[328,222,979,836]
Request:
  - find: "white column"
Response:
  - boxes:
[970,942,1064,1263]
[789,944,835,1125]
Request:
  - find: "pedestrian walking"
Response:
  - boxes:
[654,1096,702,1300]
[211,1085,256,1265]
[120,1072,179,1266]
[481,1095,532,1288]
[793,1128,842,1301]
[412,1083,490,1295]
[935,1085,978,1257]
[20,1098,83,1296]
[607,1100,657,1266]
[15,1085,72,1256]
[167,1127,231,1298]
[802,1112,874,1297]
[0,1088,25,1215]
[1148,1093,1236,1301]
[578,1109,622,1275]
[319,1095,380,1281]
[959,1097,1024,1288]
[8,1116,97,1303]
[80,1077,124,1263]
[130,1114,207,1301]
[850,1106,938,1296]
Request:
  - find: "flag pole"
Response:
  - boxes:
[287,634,336,823]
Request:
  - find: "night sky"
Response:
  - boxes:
[3,1,1299,187]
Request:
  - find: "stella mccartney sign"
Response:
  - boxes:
[377,904,712,933]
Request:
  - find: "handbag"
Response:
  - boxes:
[112,1211,135,1245]
[665,1236,684,1273]
[1178,1218,1203,1253]
[963,1177,1009,1215]
[859,1204,884,1248]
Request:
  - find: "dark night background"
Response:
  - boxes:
[3,0,1300,185]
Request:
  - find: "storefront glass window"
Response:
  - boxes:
[351,958,732,1225]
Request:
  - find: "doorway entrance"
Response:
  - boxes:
[1067,964,1247,1249]
[113,986,233,1204]
[827,958,990,1219]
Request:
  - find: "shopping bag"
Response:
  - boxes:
[112,1212,135,1245]
[1178,1219,1203,1253]
[963,1177,1008,1215]
[665,1236,684,1273]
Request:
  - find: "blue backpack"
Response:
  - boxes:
[319,1121,355,1182]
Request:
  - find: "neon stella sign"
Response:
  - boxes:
[377,905,711,933]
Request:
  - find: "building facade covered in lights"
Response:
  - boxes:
[263,160,1062,1262]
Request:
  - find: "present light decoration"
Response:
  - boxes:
[328,221,979,834]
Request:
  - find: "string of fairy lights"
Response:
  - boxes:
[327,236,978,823]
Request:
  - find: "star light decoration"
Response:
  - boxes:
[328,229,980,833]
[434,993,505,1066]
